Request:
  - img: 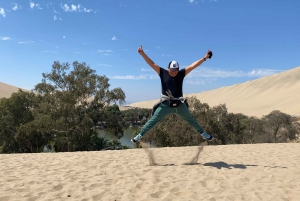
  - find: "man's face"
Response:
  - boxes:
[168,68,179,77]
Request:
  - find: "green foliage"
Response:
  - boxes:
[102,104,126,138]
[0,61,126,153]
[107,139,123,150]
[0,90,37,153]
[89,135,109,151]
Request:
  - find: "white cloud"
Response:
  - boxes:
[112,36,117,40]
[186,78,216,85]
[98,49,113,56]
[29,1,42,9]
[61,3,93,13]
[0,37,10,40]
[111,74,158,80]
[12,3,21,11]
[112,67,281,82]
[29,1,35,9]
[19,41,34,44]
[71,4,77,11]
[46,2,53,8]
[111,75,148,80]
[0,8,6,17]
[246,69,282,77]
[141,68,152,72]
[188,67,282,78]
[54,15,62,21]
[186,79,206,85]
[83,8,92,13]
[98,50,112,53]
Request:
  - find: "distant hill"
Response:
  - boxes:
[129,66,300,118]
[0,82,29,99]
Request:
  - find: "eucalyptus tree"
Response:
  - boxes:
[262,110,299,142]
[33,61,126,152]
[0,90,38,153]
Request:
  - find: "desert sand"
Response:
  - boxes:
[0,143,299,201]
[0,82,28,99]
[129,66,300,118]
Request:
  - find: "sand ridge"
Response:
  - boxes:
[129,66,300,118]
[0,82,29,99]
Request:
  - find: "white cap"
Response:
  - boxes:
[169,60,179,71]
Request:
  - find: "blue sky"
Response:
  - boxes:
[1,0,299,104]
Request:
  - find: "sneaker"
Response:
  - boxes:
[201,132,214,141]
[131,138,139,143]
[131,134,142,143]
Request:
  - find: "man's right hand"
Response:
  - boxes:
[137,44,160,74]
[138,45,144,55]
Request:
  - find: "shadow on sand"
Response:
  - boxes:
[203,161,287,169]
[203,161,257,169]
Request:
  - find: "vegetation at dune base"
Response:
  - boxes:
[0,61,127,153]
[1,61,300,153]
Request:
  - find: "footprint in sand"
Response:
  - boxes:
[182,142,207,165]
[140,141,206,166]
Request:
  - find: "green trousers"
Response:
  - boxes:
[136,102,204,139]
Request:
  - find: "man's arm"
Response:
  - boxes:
[138,45,160,74]
[185,49,212,76]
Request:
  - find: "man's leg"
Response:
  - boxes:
[176,103,213,141]
[132,102,172,141]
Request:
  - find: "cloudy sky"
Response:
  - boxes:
[0,0,299,104]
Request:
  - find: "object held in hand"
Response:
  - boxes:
[208,51,213,59]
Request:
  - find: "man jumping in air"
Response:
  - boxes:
[131,45,214,143]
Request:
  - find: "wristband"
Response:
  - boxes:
[203,57,206,61]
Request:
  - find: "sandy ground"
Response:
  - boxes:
[0,143,299,201]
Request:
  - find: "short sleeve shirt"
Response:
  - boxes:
[159,67,186,97]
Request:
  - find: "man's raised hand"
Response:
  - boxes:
[205,49,213,59]
[138,45,144,55]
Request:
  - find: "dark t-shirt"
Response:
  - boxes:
[159,67,186,97]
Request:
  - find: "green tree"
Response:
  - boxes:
[0,90,37,153]
[33,61,125,152]
[262,110,298,142]
[89,135,109,151]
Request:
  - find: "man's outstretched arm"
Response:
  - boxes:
[138,45,160,74]
[185,49,212,76]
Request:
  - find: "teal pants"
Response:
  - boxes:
[135,102,204,140]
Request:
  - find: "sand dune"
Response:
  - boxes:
[130,66,300,118]
[0,82,28,99]
[0,143,299,200]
